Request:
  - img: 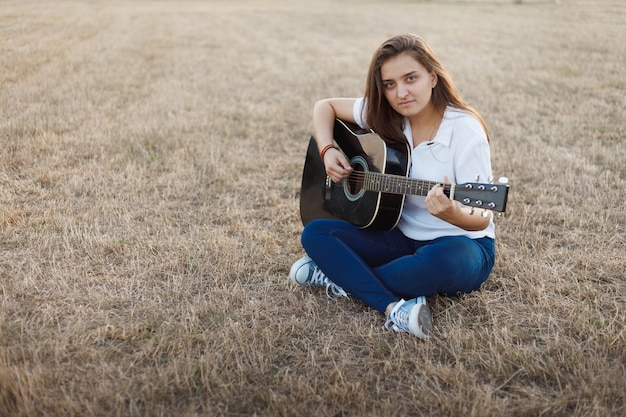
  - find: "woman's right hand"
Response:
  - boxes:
[313,97,358,183]
[323,148,353,183]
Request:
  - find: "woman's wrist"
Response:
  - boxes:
[319,144,338,160]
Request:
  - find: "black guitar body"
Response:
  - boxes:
[300,119,410,230]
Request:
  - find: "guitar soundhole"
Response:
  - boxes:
[347,163,364,194]
[344,156,368,202]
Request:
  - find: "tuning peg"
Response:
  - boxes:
[469,207,475,215]
[498,176,509,185]
[475,175,480,182]
[481,210,489,218]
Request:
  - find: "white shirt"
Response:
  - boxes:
[353,98,495,241]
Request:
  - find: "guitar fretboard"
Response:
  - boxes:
[358,171,455,198]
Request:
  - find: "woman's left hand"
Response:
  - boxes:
[426,174,491,231]
[425,175,459,222]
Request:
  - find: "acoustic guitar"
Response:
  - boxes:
[299,119,509,230]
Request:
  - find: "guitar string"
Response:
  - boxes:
[346,172,452,189]
[345,171,452,194]
[341,172,504,212]
[343,173,503,212]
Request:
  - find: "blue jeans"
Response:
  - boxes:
[301,219,496,315]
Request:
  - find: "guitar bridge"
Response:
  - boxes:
[324,176,332,201]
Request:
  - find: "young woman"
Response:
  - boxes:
[290,34,496,339]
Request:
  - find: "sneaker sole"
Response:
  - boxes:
[409,303,433,339]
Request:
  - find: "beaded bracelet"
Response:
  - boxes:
[319,144,337,160]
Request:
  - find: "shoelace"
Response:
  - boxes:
[325,282,349,300]
[310,267,349,300]
[384,299,410,333]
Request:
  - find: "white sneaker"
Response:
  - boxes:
[384,297,433,340]
[289,256,349,300]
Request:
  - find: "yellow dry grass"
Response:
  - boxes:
[1,0,624,416]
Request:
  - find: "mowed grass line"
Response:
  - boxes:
[1,0,624,416]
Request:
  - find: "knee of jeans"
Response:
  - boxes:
[300,225,312,248]
[301,219,346,249]
[301,219,326,248]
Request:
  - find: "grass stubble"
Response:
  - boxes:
[0,0,624,416]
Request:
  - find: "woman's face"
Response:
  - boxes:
[380,52,437,118]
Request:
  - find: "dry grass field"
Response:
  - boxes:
[1,0,624,416]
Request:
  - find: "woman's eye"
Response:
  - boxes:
[384,82,394,89]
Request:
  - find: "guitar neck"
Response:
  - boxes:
[361,171,455,199]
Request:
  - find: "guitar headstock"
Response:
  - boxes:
[452,177,509,213]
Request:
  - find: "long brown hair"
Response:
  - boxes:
[363,34,490,147]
